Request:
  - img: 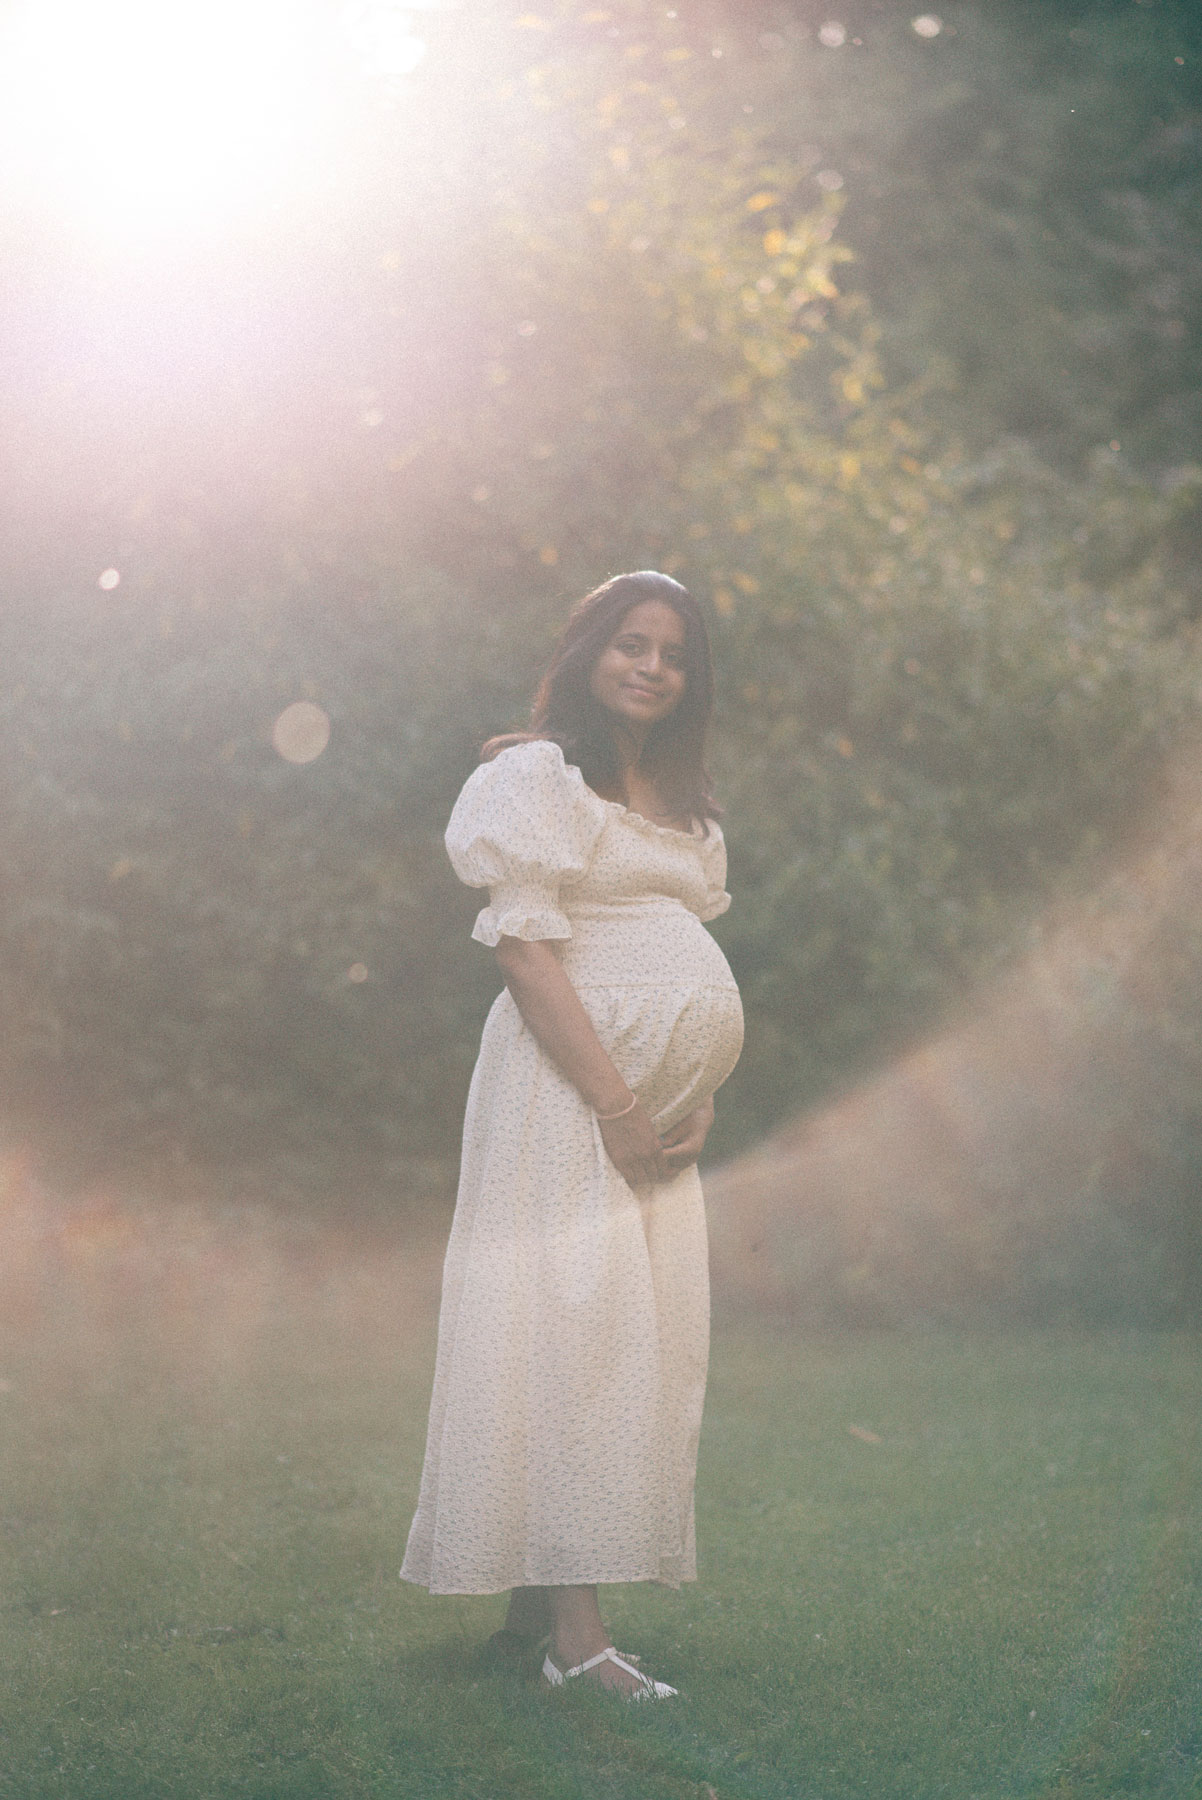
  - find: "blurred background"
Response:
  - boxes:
[2,0,1201,1325]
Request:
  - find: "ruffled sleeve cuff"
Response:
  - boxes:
[698,889,732,924]
[470,882,573,947]
[445,741,606,943]
[696,823,731,923]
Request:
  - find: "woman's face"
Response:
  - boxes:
[588,600,688,734]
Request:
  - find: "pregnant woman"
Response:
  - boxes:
[400,571,743,1699]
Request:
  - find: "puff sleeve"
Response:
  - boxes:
[445,740,607,946]
[696,822,732,923]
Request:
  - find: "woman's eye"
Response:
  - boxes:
[614,639,685,664]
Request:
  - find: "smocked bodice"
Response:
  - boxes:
[444,738,731,952]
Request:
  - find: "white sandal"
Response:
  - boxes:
[542,1646,678,1700]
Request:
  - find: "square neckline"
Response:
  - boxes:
[550,744,710,843]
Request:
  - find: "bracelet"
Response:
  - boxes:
[595,1092,638,1121]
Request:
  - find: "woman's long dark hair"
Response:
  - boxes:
[483,571,720,825]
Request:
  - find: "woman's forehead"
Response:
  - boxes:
[610,600,686,641]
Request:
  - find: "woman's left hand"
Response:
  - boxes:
[659,1095,715,1174]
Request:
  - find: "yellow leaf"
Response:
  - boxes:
[609,145,630,171]
[513,13,552,27]
[713,587,736,616]
[745,191,779,213]
[664,46,691,61]
[839,453,861,480]
[732,572,760,595]
[762,228,786,256]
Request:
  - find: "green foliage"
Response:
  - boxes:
[1,0,1199,1319]
[711,438,1199,1148]
[752,0,1202,468]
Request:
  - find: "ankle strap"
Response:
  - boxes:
[564,1646,642,1679]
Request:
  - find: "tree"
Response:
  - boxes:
[0,0,1194,1203]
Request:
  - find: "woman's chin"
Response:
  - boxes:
[610,699,673,728]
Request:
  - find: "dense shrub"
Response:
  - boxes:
[1,0,1199,1277]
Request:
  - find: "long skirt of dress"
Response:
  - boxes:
[399,988,716,1595]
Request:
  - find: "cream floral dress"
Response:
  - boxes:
[400,739,743,1594]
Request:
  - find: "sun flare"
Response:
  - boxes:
[0,0,429,240]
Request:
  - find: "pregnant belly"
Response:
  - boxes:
[581,982,744,1134]
[560,903,744,1133]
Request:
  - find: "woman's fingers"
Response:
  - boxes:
[659,1098,714,1170]
[629,1140,670,1183]
[598,1103,669,1187]
[599,1097,718,1184]
[618,1153,668,1185]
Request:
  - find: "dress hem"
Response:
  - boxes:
[398,1567,698,1596]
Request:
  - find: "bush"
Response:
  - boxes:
[1,0,1198,1237]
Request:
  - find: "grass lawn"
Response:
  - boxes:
[1,1180,1200,1799]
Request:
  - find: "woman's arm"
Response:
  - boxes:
[494,936,670,1188]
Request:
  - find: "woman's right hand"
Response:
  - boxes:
[598,1100,669,1189]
